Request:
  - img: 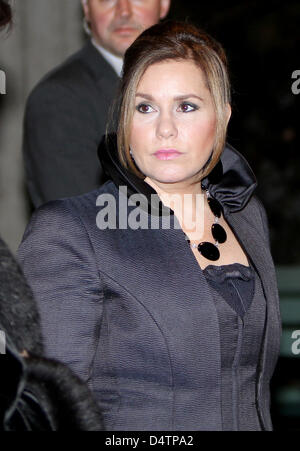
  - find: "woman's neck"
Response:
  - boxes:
[145,177,208,240]
[144,176,204,199]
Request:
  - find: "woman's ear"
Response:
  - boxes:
[225,104,232,125]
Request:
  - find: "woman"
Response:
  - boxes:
[18,21,282,431]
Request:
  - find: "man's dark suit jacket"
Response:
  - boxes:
[18,138,282,431]
[23,41,119,208]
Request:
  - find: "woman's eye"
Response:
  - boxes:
[136,103,154,114]
[178,102,198,113]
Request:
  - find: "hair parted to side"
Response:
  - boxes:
[116,20,231,180]
[0,0,12,30]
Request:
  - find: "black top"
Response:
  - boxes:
[203,262,266,431]
[203,262,255,320]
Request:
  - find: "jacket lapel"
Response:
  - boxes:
[82,41,119,82]
[226,209,282,429]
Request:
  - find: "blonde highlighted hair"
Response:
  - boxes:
[114,20,231,179]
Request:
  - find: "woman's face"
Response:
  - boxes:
[130,59,225,191]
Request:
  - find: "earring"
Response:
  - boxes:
[129,149,135,161]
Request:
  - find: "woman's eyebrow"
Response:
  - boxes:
[136,93,154,100]
[135,93,204,101]
[174,94,204,102]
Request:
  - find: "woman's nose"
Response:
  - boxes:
[156,113,178,140]
[116,0,132,18]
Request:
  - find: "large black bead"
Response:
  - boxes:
[207,198,222,218]
[198,242,220,261]
[212,224,227,244]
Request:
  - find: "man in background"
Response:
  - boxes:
[23,0,171,208]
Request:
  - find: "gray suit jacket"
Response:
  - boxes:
[23,41,119,208]
[17,141,282,431]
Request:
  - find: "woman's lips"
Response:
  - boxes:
[154,150,182,161]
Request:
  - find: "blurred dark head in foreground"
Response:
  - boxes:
[0,0,11,29]
[0,238,103,431]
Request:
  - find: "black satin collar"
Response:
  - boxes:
[201,143,258,215]
[98,134,257,217]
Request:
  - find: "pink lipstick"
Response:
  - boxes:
[154,150,182,161]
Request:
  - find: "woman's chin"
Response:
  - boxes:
[147,170,197,186]
[147,175,184,185]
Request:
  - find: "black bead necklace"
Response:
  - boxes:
[185,187,227,261]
